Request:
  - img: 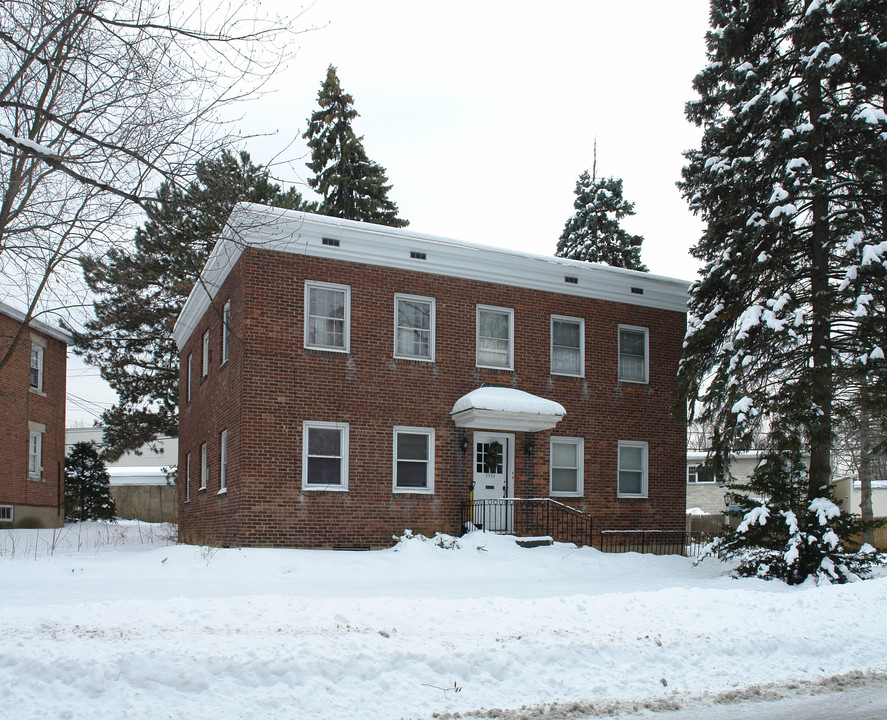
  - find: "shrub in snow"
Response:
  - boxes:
[65,442,116,522]
[393,529,461,550]
[706,445,881,584]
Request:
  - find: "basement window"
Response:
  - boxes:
[321,237,340,247]
[0,505,12,522]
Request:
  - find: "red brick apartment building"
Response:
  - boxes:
[174,204,688,548]
[0,303,71,528]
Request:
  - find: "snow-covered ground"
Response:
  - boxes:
[2,522,886,720]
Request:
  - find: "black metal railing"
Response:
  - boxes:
[460,498,594,547]
[598,530,714,557]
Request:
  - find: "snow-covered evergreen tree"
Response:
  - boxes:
[303,66,408,228]
[680,0,886,583]
[556,168,647,271]
[65,442,116,522]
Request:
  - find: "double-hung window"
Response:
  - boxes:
[617,441,648,497]
[394,294,435,361]
[393,427,434,493]
[551,316,584,377]
[201,331,209,377]
[28,430,42,478]
[219,430,228,493]
[200,443,208,490]
[476,305,514,369]
[186,354,193,403]
[30,344,44,391]
[550,437,583,496]
[305,281,350,352]
[303,422,349,490]
[618,326,648,383]
[221,300,231,364]
[185,452,191,502]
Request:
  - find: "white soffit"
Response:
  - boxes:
[174,203,690,349]
[451,387,566,432]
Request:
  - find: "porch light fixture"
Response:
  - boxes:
[523,440,534,456]
[460,436,469,453]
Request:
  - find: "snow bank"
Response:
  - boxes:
[1,523,885,720]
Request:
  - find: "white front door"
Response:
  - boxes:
[472,432,514,531]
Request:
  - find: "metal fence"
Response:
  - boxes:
[460,498,594,547]
[598,530,716,557]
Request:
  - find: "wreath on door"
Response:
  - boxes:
[484,441,503,474]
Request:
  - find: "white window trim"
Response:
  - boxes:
[304,281,351,353]
[186,354,192,403]
[185,452,191,502]
[201,331,209,377]
[392,426,435,494]
[687,464,716,484]
[221,300,231,365]
[30,343,44,392]
[218,430,228,494]
[476,304,514,370]
[549,436,584,497]
[550,315,585,378]
[393,293,436,362]
[200,443,208,490]
[302,421,349,491]
[618,324,649,384]
[28,430,42,478]
[617,440,649,498]
[0,505,13,522]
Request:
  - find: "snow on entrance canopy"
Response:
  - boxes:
[450,387,566,432]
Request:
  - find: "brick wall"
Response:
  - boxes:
[179,248,686,548]
[0,312,67,528]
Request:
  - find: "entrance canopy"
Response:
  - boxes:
[450,387,566,432]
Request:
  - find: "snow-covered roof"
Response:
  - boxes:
[174,203,690,349]
[450,387,566,432]
[0,301,73,344]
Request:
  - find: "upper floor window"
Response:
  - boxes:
[618,326,648,383]
[476,305,513,370]
[201,331,209,377]
[186,354,193,403]
[394,294,435,361]
[550,437,584,496]
[618,441,648,498]
[303,422,349,491]
[305,281,350,352]
[30,344,43,391]
[393,427,434,493]
[551,316,584,377]
[221,300,231,365]
[28,430,42,478]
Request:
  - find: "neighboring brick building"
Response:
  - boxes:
[174,204,688,548]
[0,303,71,528]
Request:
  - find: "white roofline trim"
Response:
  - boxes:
[174,203,690,349]
[0,301,73,344]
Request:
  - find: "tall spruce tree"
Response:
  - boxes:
[303,65,408,227]
[679,0,886,583]
[76,151,307,459]
[65,442,116,522]
[556,149,647,270]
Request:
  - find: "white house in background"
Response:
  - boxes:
[686,451,765,515]
[831,476,887,519]
[64,427,177,522]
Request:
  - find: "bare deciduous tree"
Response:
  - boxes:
[0,0,306,369]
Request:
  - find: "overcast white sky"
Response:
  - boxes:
[68,0,713,426]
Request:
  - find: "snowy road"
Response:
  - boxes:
[2,523,886,720]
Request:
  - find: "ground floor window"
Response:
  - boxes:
[200,443,208,490]
[550,437,583,496]
[303,422,349,490]
[393,427,434,493]
[617,441,648,497]
[28,430,42,478]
